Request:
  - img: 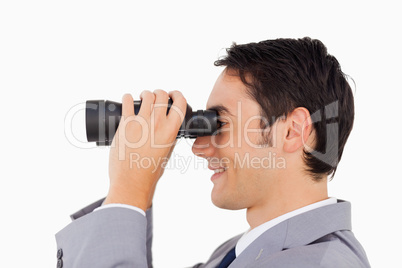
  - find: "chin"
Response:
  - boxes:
[211,190,245,210]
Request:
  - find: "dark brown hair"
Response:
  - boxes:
[215,37,354,180]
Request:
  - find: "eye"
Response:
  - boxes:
[217,120,227,129]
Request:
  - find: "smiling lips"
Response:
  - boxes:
[208,165,228,174]
[209,166,227,182]
[214,168,226,174]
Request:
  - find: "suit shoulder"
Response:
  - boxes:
[316,231,370,267]
[254,231,370,268]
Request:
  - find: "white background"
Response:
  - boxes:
[0,1,400,267]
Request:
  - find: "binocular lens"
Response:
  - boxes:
[86,100,218,146]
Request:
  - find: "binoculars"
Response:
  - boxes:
[85,99,219,146]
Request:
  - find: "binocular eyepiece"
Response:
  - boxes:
[86,99,219,146]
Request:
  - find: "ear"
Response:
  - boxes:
[283,107,313,153]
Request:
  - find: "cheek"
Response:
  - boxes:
[210,132,230,148]
[210,123,240,148]
[238,169,266,198]
[231,148,270,186]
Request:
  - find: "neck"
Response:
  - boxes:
[246,175,329,229]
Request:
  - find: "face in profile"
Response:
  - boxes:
[192,69,286,210]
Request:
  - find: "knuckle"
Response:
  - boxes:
[176,95,187,106]
[172,90,183,98]
[141,90,154,100]
[170,90,184,100]
[122,93,132,102]
[141,90,151,95]
[154,89,169,98]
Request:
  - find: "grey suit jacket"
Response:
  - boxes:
[55,199,370,267]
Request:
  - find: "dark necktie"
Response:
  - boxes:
[217,247,236,268]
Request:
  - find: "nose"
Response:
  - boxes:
[192,135,215,158]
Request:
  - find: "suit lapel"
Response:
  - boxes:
[203,234,242,268]
[230,220,289,267]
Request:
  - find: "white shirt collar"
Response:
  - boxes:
[235,197,338,257]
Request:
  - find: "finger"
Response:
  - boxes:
[117,94,134,147]
[139,90,156,117]
[122,93,134,117]
[152,89,170,121]
[167,90,187,129]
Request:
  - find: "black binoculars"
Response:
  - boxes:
[86,99,219,146]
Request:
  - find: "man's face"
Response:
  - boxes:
[192,70,283,210]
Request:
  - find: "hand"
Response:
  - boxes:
[104,90,187,211]
[146,139,177,209]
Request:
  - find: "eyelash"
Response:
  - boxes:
[217,120,227,129]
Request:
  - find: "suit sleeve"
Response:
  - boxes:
[145,206,153,267]
[55,198,153,268]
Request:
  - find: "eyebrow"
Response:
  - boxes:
[207,104,234,117]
